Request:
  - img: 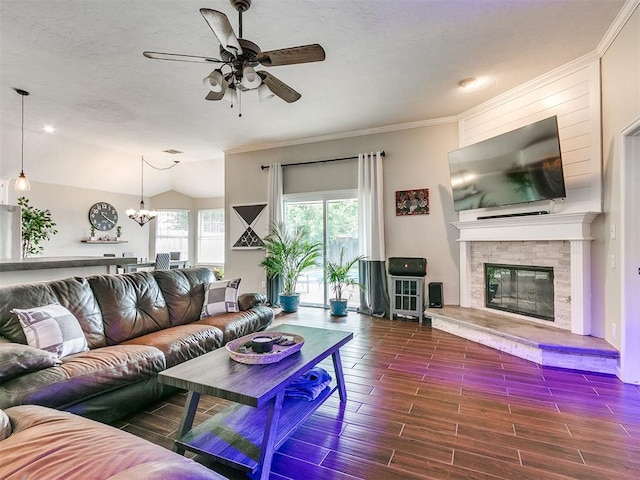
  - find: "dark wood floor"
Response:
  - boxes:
[115,308,640,479]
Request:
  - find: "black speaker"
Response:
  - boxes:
[428,282,443,308]
[388,257,427,277]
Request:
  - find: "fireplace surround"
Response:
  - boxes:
[452,212,599,335]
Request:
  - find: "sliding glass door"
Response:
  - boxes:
[284,191,359,308]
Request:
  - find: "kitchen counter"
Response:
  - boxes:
[0,257,140,285]
[0,256,137,272]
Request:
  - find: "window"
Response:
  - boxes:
[155,210,189,259]
[198,209,224,264]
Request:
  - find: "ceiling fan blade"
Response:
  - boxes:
[143,51,223,64]
[205,90,225,101]
[199,8,243,56]
[257,71,301,103]
[258,44,325,67]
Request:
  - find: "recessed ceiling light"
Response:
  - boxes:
[43,125,55,133]
[457,77,478,89]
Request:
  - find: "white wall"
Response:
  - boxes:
[601,4,640,356]
[7,181,150,259]
[3,182,224,271]
[225,122,460,302]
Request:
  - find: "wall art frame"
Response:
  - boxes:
[395,188,429,216]
[230,203,268,249]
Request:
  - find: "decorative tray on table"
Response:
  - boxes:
[225,331,305,364]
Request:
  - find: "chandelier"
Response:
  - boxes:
[126,156,157,226]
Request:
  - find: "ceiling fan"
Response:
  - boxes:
[143,0,325,109]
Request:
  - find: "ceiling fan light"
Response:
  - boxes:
[241,65,262,89]
[222,85,238,103]
[257,83,275,102]
[203,69,226,93]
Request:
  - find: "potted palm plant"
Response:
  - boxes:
[259,221,322,313]
[325,249,365,316]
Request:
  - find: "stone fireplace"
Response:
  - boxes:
[452,212,598,335]
[470,241,571,329]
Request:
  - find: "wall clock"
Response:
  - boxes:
[89,202,118,231]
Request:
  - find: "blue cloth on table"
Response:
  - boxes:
[285,367,332,401]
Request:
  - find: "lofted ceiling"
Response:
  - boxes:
[0,0,627,198]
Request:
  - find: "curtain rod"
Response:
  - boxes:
[260,151,385,170]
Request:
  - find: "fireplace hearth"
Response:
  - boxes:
[485,263,554,320]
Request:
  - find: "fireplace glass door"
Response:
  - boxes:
[485,264,554,320]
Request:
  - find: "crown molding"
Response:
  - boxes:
[597,0,639,56]
[224,116,457,155]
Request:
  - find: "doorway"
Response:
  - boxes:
[284,191,359,309]
[620,117,640,384]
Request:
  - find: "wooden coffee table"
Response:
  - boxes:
[157,324,353,480]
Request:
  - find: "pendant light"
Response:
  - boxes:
[14,88,31,191]
[125,156,157,226]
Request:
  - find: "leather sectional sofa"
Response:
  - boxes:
[1,404,227,479]
[0,267,274,423]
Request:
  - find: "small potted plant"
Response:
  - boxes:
[212,267,224,280]
[89,226,96,241]
[116,225,122,240]
[325,249,365,316]
[17,197,58,258]
[259,221,322,313]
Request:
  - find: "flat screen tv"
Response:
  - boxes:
[448,116,566,212]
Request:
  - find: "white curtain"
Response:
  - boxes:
[357,151,389,316]
[265,162,283,306]
[267,162,283,225]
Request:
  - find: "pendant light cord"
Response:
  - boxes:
[140,156,145,202]
[20,93,25,173]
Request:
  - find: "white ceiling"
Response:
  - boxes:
[0,0,626,198]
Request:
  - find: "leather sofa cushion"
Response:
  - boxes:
[88,272,171,345]
[197,306,274,344]
[0,277,105,348]
[123,324,224,367]
[153,268,214,326]
[0,344,61,384]
[0,345,165,410]
[0,405,226,480]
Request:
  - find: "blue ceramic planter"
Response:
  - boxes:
[329,299,348,316]
[279,293,300,313]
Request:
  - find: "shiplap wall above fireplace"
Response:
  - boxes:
[456,57,602,221]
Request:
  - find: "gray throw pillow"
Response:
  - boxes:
[201,278,241,318]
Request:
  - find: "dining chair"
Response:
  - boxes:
[103,253,116,257]
[170,251,181,260]
[154,253,171,270]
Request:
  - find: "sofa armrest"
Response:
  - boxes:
[237,293,266,311]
